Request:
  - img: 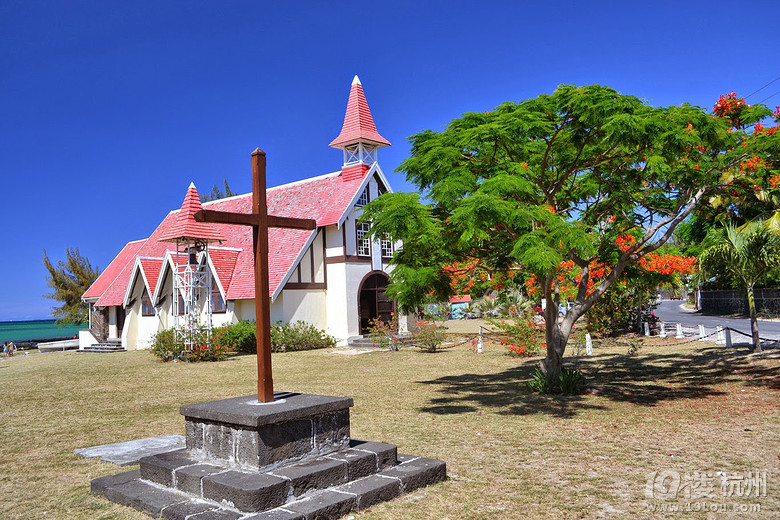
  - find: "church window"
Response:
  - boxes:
[356,222,371,256]
[141,288,155,316]
[175,293,185,316]
[355,188,368,207]
[381,234,394,258]
[211,277,226,313]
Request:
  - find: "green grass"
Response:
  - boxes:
[0,336,777,519]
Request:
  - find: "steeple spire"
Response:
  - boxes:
[159,183,223,243]
[329,75,390,181]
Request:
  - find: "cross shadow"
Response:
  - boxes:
[416,343,778,419]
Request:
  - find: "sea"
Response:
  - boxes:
[0,319,84,344]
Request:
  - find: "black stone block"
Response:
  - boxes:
[312,409,350,454]
[91,469,141,496]
[102,475,189,516]
[349,440,397,470]
[187,508,244,520]
[337,474,403,509]
[139,449,195,487]
[256,417,313,464]
[202,470,289,512]
[326,449,377,480]
[160,500,219,520]
[242,508,306,520]
[181,393,353,428]
[283,490,357,520]
[380,457,447,492]
[174,463,224,495]
[269,456,348,497]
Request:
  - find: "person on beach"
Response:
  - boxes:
[2,341,7,356]
[7,341,14,356]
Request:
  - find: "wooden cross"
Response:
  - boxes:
[194,148,316,402]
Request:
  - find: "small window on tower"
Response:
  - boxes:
[356,222,371,256]
[355,188,368,207]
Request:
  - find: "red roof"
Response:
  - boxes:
[159,183,223,243]
[138,258,163,296]
[83,240,145,300]
[449,295,472,304]
[329,76,390,149]
[84,170,372,307]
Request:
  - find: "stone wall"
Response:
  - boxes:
[700,289,780,316]
[90,305,108,342]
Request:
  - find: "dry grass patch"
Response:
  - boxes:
[0,336,777,519]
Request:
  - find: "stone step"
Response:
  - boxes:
[138,439,399,511]
[347,335,412,349]
[78,346,126,353]
[78,341,125,353]
[93,453,446,520]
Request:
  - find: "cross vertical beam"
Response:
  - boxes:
[252,149,273,402]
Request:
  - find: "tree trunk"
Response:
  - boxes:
[542,311,574,379]
[746,285,762,353]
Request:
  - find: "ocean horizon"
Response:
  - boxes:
[0,319,85,344]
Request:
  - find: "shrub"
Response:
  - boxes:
[490,316,545,357]
[214,321,257,354]
[526,367,586,395]
[149,328,181,362]
[412,319,446,353]
[558,367,587,395]
[270,321,336,352]
[367,313,403,350]
[149,327,234,362]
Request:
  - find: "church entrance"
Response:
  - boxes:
[358,272,394,335]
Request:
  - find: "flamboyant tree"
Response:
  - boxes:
[363,84,778,377]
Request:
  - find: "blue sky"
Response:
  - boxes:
[1,0,778,321]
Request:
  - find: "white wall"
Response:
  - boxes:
[279,290,327,329]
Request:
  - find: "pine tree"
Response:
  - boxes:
[200,180,237,202]
[43,248,100,325]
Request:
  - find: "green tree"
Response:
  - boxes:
[200,179,237,202]
[43,248,100,325]
[699,222,780,352]
[363,84,775,377]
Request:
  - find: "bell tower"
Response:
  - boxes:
[329,75,390,181]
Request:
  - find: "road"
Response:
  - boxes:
[653,299,780,341]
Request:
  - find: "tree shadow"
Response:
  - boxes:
[416,344,778,418]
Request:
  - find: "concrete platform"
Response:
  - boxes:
[75,434,186,466]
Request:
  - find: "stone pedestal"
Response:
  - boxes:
[182,393,352,471]
[92,392,446,520]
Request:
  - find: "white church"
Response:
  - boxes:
[81,76,403,350]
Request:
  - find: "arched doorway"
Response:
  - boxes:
[358,272,394,335]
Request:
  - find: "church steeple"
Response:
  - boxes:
[329,75,390,181]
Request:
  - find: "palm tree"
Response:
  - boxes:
[699,222,780,352]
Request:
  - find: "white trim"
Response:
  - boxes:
[336,163,394,229]
[153,251,179,305]
[204,253,227,300]
[271,229,319,303]
[122,258,150,308]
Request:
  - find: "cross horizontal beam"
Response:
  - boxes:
[194,209,317,230]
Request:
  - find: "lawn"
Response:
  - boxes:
[0,334,777,519]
